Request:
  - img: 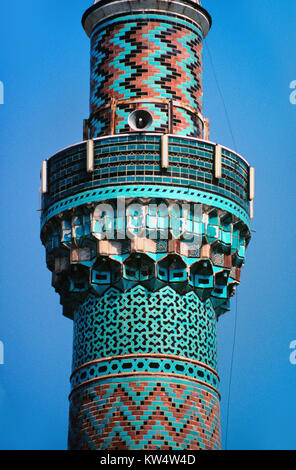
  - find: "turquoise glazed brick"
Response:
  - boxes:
[40,0,253,452]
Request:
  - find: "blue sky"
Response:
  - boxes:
[0,0,295,450]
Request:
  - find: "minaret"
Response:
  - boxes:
[40,0,254,450]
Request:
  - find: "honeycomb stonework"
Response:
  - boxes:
[40,0,253,450]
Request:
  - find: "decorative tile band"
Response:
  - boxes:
[83,1,212,39]
[41,184,250,229]
[41,135,250,221]
[70,354,220,392]
[68,376,221,450]
[91,13,204,39]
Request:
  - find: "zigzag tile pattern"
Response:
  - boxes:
[39,0,252,452]
[68,378,221,450]
[89,14,203,137]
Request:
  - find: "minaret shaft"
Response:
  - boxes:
[40,0,253,450]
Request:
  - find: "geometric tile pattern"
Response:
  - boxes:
[72,286,218,372]
[68,377,221,450]
[66,281,221,450]
[89,14,203,137]
[39,0,252,452]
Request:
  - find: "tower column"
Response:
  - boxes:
[85,0,211,139]
[68,287,221,450]
[40,0,253,451]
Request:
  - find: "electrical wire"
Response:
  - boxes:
[204,39,242,451]
[225,291,239,450]
[205,41,238,153]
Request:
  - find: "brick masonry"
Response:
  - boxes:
[89,13,203,138]
[40,0,252,451]
[67,286,222,450]
[68,377,221,450]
